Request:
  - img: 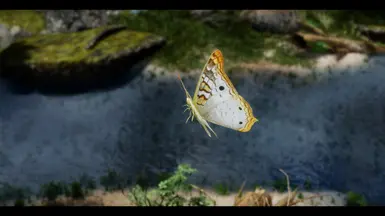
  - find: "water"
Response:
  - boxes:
[1,56,385,204]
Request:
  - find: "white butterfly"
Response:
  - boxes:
[177,49,258,137]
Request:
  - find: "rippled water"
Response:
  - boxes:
[1,57,385,204]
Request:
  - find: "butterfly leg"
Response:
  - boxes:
[202,122,217,138]
[196,115,217,138]
[186,111,193,123]
[207,125,218,138]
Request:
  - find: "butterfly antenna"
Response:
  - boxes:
[177,73,192,99]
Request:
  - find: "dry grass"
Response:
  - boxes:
[31,189,133,206]
[234,169,323,206]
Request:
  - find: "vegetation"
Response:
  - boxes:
[107,10,385,71]
[2,10,385,73]
[39,176,96,203]
[0,183,32,206]
[298,192,304,199]
[127,164,215,206]
[272,177,298,192]
[346,191,367,206]
[110,10,313,71]
[100,169,127,192]
[214,183,230,195]
[304,177,312,190]
[299,10,385,39]
[0,164,371,206]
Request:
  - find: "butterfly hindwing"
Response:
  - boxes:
[192,49,257,132]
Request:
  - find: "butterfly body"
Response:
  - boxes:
[178,49,258,137]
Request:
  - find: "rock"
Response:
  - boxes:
[41,10,122,33]
[189,10,243,29]
[0,24,13,50]
[9,25,32,40]
[0,26,165,93]
[0,10,45,34]
[263,49,276,58]
[106,10,123,16]
[240,10,301,34]
[190,10,215,18]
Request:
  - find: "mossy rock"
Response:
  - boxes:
[0,26,165,94]
[0,10,45,34]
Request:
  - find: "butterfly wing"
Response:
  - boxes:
[192,49,258,132]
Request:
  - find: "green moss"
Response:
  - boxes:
[2,26,162,67]
[110,10,312,71]
[0,10,45,34]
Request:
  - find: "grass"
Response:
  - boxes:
[99,169,127,192]
[127,164,215,206]
[0,183,32,206]
[304,177,312,190]
[298,192,304,199]
[109,10,313,71]
[346,191,367,206]
[272,177,298,193]
[214,183,229,195]
[39,177,97,203]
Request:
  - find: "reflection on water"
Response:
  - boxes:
[1,58,385,204]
